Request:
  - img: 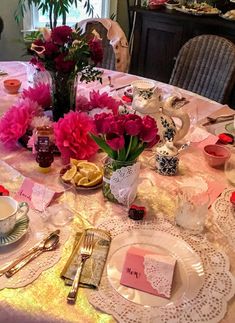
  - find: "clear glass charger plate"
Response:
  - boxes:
[107,229,204,307]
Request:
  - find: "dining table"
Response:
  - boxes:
[0,60,235,323]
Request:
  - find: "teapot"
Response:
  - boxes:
[132,83,190,143]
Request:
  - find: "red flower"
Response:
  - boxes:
[125,114,142,136]
[22,83,51,109]
[44,41,59,57]
[94,113,114,134]
[89,90,121,115]
[140,115,158,143]
[54,53,75,73]
[51,26,72,45]
[106,134,125,151]
[88,38,103,65]
[54,111,98,163]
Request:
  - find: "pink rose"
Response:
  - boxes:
[51,26,72,45]
[140,115,158,142]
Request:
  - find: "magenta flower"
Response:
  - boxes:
[22,83,51,109]
[54,53,75,73]
[125,114,142,136]
[140,115,158,142]
[54,111,98,163]
[107,134,125,151]
[51,26,72,45]
[0,98,42,148]
[88,38,103,65]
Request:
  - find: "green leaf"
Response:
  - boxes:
[90,133,115,159]
[117,147,126,161]
[127,145,145,162]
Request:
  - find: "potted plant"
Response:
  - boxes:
[15,0,94,29]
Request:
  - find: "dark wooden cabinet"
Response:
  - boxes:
[129,6,235,84]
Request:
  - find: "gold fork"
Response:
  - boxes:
[67,233,94,304]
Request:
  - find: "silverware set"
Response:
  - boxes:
[0,230,60,278]
[67,233,94,304]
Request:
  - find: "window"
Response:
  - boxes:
[23,0,117,31]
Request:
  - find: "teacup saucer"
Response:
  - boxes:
[0,214,29,247]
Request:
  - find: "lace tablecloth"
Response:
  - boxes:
[212,189,235,248]
[88,215,235,323]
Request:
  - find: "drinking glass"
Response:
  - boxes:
[175,186,210,234]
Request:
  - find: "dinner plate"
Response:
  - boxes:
[0,214,29,247]
[107,230,204,307]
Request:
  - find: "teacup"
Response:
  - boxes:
[132,80,156,100]
[0,196,29,236]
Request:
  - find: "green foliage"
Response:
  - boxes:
[15,0,94,29]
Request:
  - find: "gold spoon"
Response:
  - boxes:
[0,230,60,278]
[5,233,60,278]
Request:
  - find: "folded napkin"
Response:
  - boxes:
[61,228,111,289]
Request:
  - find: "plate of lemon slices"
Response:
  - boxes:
[60,159,103,191]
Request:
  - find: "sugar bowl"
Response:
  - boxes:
[155,140,179,175]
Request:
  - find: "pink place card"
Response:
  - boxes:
[14,178,62,212]
[120,247,176,299]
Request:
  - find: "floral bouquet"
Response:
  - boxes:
[27,25,103,120]
[90,112,160,205]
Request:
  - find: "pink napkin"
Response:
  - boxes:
[14,178,62,212]
[120,247,176,299]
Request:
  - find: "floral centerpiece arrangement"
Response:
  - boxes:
[27,25,103,121]
[90,113,160,205]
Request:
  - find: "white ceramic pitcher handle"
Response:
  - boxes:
[162,102,190,142]
[16,202,29,220]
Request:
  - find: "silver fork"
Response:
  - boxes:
[67,233,94,304]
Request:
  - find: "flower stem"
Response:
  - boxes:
[125,136,133,161]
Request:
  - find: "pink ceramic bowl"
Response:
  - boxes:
[203,144,231,168]
[3,79,21,94]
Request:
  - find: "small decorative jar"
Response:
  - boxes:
[34,126,54,173]
[155,140,179,176]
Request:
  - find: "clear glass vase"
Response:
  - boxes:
[103,158,140,206]
[49,71,77,121]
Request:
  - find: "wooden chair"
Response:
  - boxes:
[76,18,130,72]
[169,34,235,104]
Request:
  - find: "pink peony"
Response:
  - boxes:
[0,98,42,148]
[53,111,98,163]
[76,95,90,112]
[22,83,51,109]
[89,90,121,115]
[51,26,72,45]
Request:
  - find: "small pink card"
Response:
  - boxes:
[14,178,62,212]
[120,247,176,299]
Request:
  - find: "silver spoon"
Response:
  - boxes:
[5,233,60,278]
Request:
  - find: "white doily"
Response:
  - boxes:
[110,162,141,206]
[0,207,70,289]
[212,189,235,248]
[144,254,172,298]
[88,215,235,323]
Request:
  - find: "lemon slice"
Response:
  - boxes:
[73,172,84,184]
[70,158,87,166]
[62,164,77,182]
[77,161,100,172]
[78,173,103,187]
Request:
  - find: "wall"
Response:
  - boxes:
[0,0,25,60]
[0,0,131,61]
